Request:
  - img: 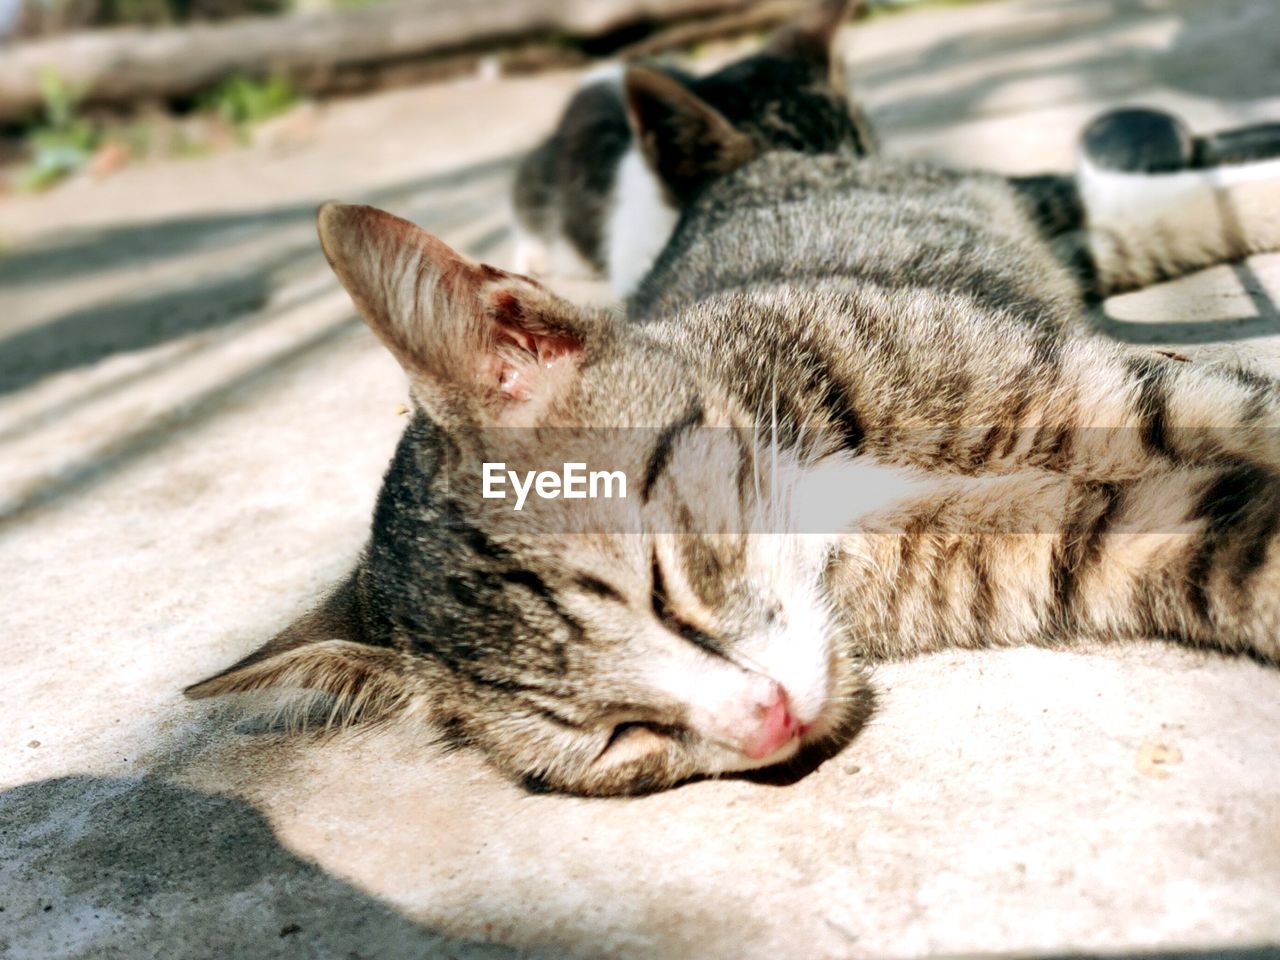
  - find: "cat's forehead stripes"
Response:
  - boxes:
[572,573,627,603]
[676,534,748,612]
[640,403,705,502]
[649,550,730,660]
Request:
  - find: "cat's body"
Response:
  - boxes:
[190,43,1280,796]
[636,149,1280,667]
[511,0,876,296]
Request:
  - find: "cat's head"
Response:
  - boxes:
[656,0,875,174]
[187,204,872,796]
[608,0,873,294]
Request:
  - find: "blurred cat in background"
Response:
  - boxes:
[510,0,877,297]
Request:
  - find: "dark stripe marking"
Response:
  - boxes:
[641,404,704,502]
[650,553,729,659]
[1125,355,1174,461]
[1047,481,1125,631]
[575,574,626,603]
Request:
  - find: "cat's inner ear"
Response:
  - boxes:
[623,67,758,203]
[766,0,858,78]
[317,201,591,427]
[184,573,411,724]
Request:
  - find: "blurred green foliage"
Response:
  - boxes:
[18,68,100,191]
[199,74,298,133]
[862,0,995,19]
[16,69,299,191]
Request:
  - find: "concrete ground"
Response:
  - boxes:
[3,0,1280,957]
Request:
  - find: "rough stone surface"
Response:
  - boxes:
[2,1,1280,957]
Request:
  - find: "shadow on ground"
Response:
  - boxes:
[859,0,1280,136]
[0,314,362,527]
[0,774,534,960]
[0,154,518,292]
[0,152,518,527]
[0,154,517,397]
[2,773,1276,960]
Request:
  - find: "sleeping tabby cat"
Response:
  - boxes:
[188,71,1280,797]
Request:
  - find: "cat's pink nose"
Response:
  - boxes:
[743,685,799,759]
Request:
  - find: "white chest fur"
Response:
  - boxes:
[606,146,681,298]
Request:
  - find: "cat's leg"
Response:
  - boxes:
[1082,107,1280,183]
[1076,107,1280,294]
[1007,109,1280,295]
[1006,107,1219,248]
[827,465,1280,663]
[848,297,1280,479]
[510,138,559,277]
[511,221,552,277]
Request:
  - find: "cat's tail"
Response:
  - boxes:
[1076,107,1280,295]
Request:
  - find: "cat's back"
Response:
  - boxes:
[629,152,1081,326]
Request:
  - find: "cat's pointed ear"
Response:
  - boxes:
[623,66,758,203]
[766,0,857,76]
[318,202,600,428]
[185,573,411,722]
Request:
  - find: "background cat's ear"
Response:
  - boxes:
[318,202,599,428]
[184,573,411,723]
[623,66,758,203]
[766,0,858,77]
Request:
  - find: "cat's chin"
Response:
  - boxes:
[711,737,805,775]
[798,696,862,750]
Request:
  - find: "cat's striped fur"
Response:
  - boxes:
[833,465,1280,663]
[632,148,1280,675]
[188,86,1280,797]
